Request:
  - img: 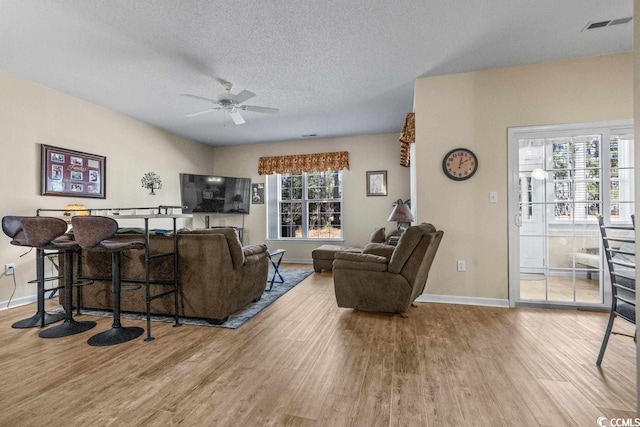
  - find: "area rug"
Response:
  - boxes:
[65,269,314,330]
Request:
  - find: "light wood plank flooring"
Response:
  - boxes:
[520,275,601,303]
[0,265,635,426]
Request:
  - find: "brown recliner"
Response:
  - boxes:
[333,223,443,314]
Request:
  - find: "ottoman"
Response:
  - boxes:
[312,244,360,272]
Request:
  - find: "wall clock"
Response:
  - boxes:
[442,148,478,181]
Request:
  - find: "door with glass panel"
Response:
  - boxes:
[508,121,634,308]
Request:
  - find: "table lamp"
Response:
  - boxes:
[62,204,89,223]
[387,203,414,231]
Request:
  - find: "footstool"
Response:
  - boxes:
[312,244,360,272]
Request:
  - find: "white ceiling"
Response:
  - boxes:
[0,1,633,147]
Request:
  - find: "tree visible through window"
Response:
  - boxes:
[551,135,601,220]
[275,170,342,239]
[549,134,632,221]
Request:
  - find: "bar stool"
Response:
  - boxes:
[71,216,145,346]
[20,217,98,338]
[2,216,66,328]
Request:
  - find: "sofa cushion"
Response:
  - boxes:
[368,227,386,243]
[179,228,245,268]
[210,228,245,268]
[312,244,359,260]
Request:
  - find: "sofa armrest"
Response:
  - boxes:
[362,243,395,260]
[243,244,267,257]
[334,251,389,272]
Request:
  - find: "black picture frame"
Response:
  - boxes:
[366,170,387,196]
[251,183,264,204]
[41,144,106,199]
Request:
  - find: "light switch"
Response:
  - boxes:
[489,192,498,203]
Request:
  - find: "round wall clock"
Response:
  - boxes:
[442,148,478,181]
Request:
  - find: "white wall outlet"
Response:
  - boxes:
[457,260,466,272]
[5,263,15,276]
[489,191,498,203]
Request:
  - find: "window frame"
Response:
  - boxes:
[266,170,344,241]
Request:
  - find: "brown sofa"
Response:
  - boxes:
[72,228,269,324]
[332,223,443,314]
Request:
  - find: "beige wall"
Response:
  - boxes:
[414,53,633,301]
[0,71,214,306]
[212,134,410,260]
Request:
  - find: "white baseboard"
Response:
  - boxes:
[0,294,37,311]
[415,294,510,308]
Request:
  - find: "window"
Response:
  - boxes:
[550,135,601,221]
[267,170,342,240]
[517,130,634,224]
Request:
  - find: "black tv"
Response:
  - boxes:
[180,173,251,215]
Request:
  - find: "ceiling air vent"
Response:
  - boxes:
[582,17,632,31]
[609,17,633,26]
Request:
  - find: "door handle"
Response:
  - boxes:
[515,214,522,227]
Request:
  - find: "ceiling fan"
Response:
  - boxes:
[182,81,279,125]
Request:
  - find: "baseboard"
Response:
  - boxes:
[0,294,37,311]
[415,294,510,308]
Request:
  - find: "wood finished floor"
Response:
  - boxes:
[0,265,636,426]
[520,275,601,303]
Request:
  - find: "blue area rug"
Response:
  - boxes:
[70,269,314,329]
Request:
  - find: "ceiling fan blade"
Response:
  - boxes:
[181,94,220,104]
[231,90,256,104]
[241,105,280,114]
[186,107,222,117]
[227,108,246,125]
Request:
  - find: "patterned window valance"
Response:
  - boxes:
[258,151,349,175]
[399,112,415,167]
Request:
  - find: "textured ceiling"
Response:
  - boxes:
[0,1,633,146]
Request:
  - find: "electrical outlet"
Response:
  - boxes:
[457,260,466,272]
[5,263,15,276]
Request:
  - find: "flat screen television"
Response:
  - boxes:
[180,173,251,215]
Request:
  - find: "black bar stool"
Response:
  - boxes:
[71,216,145,346]
[20,217,98,338]
[2,216,66,328]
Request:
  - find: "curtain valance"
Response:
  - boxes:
[399,112,415,167]
[258,151,349,175]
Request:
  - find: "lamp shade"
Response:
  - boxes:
[387,204,414,223]
[63,204,89,222]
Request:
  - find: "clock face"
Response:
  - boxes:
[442,148,478,181]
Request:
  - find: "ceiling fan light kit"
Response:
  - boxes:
[182,82,279,125]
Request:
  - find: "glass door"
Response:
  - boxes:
[508,121,634,308]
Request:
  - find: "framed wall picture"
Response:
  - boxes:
[41,144,106,198]
[366,170,387,196]
[251,183,264,204]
